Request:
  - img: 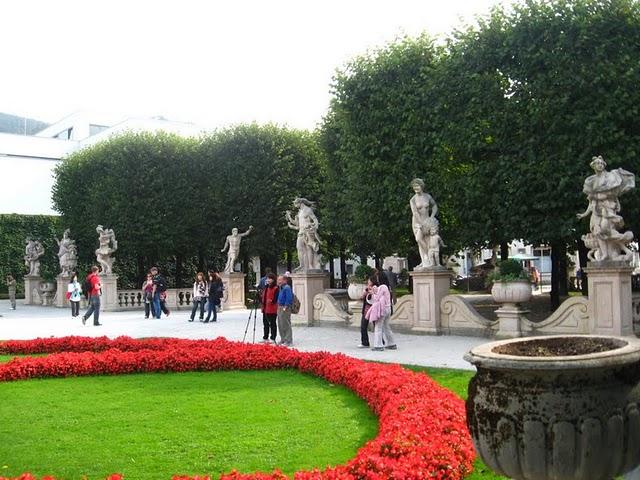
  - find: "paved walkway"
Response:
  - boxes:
[0,300,489,370]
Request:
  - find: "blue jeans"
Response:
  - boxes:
[84,295,101,325]
[205,297,218,322]
[152,291,162,319]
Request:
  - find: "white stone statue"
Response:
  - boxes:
[577,156,635,263]
[95,225,118,275]
[286,197,322,272]
[55,229,78,277]
[221,226,253,274]
[24,238,45,276]
[410,178,445,269]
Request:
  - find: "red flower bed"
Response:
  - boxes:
[0,336,474,480]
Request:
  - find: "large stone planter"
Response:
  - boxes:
[491,279,532,305]
[491,280,532,338]
[347,282,366,301]
[464,335,640,480]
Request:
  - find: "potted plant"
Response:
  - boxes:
[487,259,532,306]
[464,335,640,480]
[347,264,374,300]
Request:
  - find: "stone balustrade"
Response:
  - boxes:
[117,288,196,311]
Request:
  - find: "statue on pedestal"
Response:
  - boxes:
[221,226,253,274]
[286,197,321,272]
[95,225,118,275]
[410,178,445,269]
[55,229,78,277]
[577,156,635,263]
[24,238,45,276]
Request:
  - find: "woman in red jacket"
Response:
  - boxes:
[261,273,279,343]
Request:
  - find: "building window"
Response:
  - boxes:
[89,124,108,136]
[55,127,73,140]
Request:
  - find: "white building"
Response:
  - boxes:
[0,111,205,215]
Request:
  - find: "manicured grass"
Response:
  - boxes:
[0,370,378,479]
[0,354,46,363]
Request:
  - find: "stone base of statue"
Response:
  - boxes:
[409,268,452,334]
[291,271,328,326]
[100,274,119,312]
[55,275,71,308]
[221,273,246,310]
[24,275,42,305]
[585,261,633,336]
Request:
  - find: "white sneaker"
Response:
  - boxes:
[357,344,369,349]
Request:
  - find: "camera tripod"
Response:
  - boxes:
[242,290,261,343]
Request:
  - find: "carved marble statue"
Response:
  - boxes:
[577,156,635,263]
[95,225,118,275]
[55,229,78,276]
[410,178,444,269]
[24,238,45,276]
[286,197,322,272]
[221,226,253,274]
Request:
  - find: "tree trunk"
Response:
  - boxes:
[329,257,335,288]
[136,255,145,288]
[578,239,589,296]
[286,247,292,273]
[550,242,561,310]
[500,242,509,262]
[175,254,183,288]
[340,248,347,289]
[558,244,568,297]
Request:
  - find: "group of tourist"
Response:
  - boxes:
[257,268,294,346]
[359,267,398,351]
[183,271,224,323]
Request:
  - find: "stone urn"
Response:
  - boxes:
[464,335,640,480]
[38,281,56,306]
[347,282,366,301]
[491,279,532,306]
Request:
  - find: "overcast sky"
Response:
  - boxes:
[1,0,503,131]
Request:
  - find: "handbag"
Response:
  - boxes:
[65,291,72,300]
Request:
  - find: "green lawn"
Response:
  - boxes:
[0,356,505,479]
[0,370,378,479]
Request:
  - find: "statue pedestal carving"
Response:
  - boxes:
[221,273,246,310]
[409,269,452,334]
[100,274,119,312]
[291,272,328,326]
[24,275,42,305]
[585,262,634,336]
[55,275,70,308]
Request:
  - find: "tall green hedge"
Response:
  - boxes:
[0,214,61,294]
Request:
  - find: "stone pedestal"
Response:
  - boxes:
[100,274,119,312]
[409,269,452,334]
[56,275,71,308]
[221,273,246,310]
[585,262,634,336]
[24,275,42,305]
[495,306,528,339]
[291,271,328,326]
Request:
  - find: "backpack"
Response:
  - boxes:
[291,293,301,314]
[155,275,167,292]
[81,278,92,298]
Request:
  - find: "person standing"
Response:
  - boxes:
[142,273,155,319]
[358,283,372,348]
[81,266,102,326]
[365,275,397,351]
[261,273,279,343]
[6,274,16,310]
[385,266,398,305]
[276,275,293,346]
[190,272,208,322]
[150,267,168,319]
[67,272,82,317]
[205,271,223,323]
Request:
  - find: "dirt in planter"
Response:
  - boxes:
[492,337,623,357]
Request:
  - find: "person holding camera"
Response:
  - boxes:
[276,275,293,346]
[261,272,279,343]
[365,275,397,351]
[6,274,16,310]
[190,272,208,322]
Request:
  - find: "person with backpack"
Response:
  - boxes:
[81,266,102,326]
[261,272,279,343]
[190,272,208,322]
[204,270,223,323]
[67,272,82,317]
[276,274,294,346]
[150,266,168,320]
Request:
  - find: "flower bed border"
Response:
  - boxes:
[0,336,474,480]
